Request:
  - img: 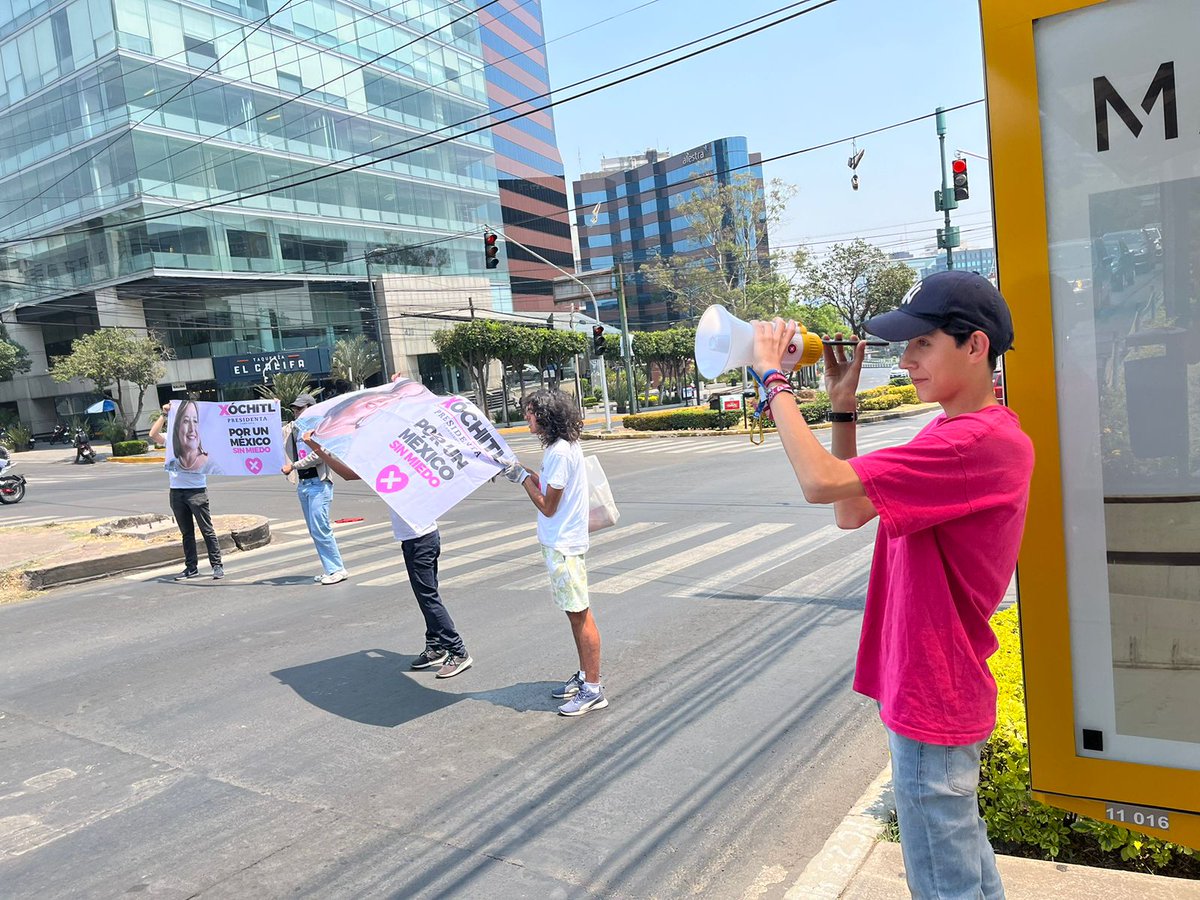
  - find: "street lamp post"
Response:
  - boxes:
[484,225,612,432]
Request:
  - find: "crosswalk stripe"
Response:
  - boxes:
[227,519,514,583]
[671,524,843,600]
[346,521,536,582]
[125,521,395,581]
[757,543,874,602]
[590,522,791,594]
[504,520,716,593]
[446,520,661,588]
[359,524,551,587]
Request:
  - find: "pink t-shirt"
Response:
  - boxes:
[847,405,1033,746]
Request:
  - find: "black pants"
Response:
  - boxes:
[169,488,222,570]
[402,529,466,656]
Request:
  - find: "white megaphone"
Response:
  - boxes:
[694,305,824,379]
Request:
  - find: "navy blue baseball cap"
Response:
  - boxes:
[863,270,1014,354]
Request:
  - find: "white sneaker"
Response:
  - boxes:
[319,570,348,585]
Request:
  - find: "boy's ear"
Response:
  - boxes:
[967,330,992,362]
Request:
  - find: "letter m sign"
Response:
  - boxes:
[1094,62,1179,152]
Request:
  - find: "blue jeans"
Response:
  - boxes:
[297,477,344,575]
[886,725,1005,900]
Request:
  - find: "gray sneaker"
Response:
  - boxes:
[558,684,608,717]
[411,647,449,670]
[552,672,584,699]
[436,653,473,679]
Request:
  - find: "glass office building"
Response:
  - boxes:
[476,0,572,313]
[0,0,511,428]
[573,137,768,329]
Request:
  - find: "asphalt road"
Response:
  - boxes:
[0,412,937,899]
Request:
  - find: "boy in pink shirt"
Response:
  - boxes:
[751,270,1032,899]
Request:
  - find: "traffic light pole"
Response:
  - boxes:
[615,264,638,415]
[485,225,611,431]
[937,106,954,271]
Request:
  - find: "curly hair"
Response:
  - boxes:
[523,388,582,446]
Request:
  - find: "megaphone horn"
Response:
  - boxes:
[693,305,824,379]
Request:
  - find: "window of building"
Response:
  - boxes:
[184,35,217,70]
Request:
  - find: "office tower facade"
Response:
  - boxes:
[0,0,511,430]
[476,0,572,313]
[572,137,767,329]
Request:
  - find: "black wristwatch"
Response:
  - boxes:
[828,411,858,423]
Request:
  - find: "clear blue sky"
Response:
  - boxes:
[539,0,994,259]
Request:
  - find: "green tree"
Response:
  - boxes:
[49,328,172,437]
[797,239,917,337]
[641,174,796,322]
[0,323,31,382]
[255,372,323,421]
[331,335,382,390]
[492,323,540,422]
[432,320,502,416]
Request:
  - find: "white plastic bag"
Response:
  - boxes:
[585,455,619,532]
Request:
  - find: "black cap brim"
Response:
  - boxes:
[862,308,944,342]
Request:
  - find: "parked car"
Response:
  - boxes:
[1101,237,1136,290]
[1103,229,1155,273]
[1049,240,1113,310]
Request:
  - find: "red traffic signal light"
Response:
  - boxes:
[592,324,606,356]
[952,158,969,201]
[484,230,499,269]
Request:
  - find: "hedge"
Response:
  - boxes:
[111,440,149,457]
[980,607,1195,870]
[622,407,741,431]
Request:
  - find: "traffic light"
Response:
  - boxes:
[592,324,606,356]
[484,230,499,269]
[952,158,969,201]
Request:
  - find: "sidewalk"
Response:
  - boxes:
[788,766,1200,899]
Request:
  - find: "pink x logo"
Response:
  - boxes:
[376,465,409,493]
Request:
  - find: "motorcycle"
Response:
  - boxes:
[73,427,97,465]
[0,449,24,504]
[49,422,71,444]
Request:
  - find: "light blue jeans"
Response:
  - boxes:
[297,477,344,575]
[886,725,1005,900]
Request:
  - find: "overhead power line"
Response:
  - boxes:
[1,0,841,247]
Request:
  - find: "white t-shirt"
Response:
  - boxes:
[537,439,588,555]
[389,511,438,543]
[168,467,206,489]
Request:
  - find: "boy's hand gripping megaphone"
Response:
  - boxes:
[693,305,824,380]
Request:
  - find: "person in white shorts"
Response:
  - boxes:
[503,388,606,717]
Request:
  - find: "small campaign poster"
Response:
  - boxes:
[164,399,284,477]
[294,378,512,531]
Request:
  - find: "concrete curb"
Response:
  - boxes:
[580,404,939,440]
[784,764,894,899]
[20,517,271,589]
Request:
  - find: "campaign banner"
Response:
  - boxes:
[293,379,512,531]
[164,399,284,477]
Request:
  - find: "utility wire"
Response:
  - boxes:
[0,0,500,236]
[0,0,840,246]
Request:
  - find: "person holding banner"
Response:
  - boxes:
[282,393,347,586]
[746,271,1031,900]
[503,389,607,718]
[150,402,224,581]
[300,428,474,679]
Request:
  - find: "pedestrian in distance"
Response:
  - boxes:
[502,388,607,717]
[281,393,348,585]
[299,428,473,679]
[748,270,1033,900]
[150,402,224,581]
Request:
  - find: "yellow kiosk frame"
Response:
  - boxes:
[981,0,1200,848]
